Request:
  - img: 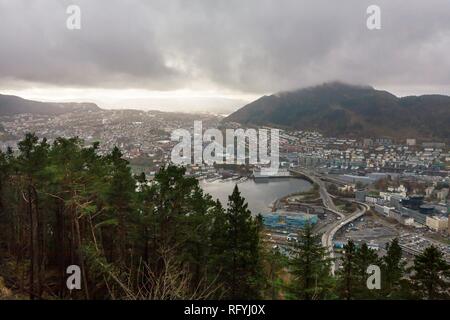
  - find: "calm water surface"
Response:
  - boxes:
[200,178,312,214]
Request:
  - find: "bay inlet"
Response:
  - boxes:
[200,177,313,215]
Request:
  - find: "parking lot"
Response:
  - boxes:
[334,214,399,250]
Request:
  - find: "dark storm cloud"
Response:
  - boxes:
[1,0,450,93]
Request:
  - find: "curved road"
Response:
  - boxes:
[290,168,343,215]
[321,201,370,275]
[290,168,369,275]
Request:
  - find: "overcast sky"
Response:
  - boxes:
[1,0,450,112]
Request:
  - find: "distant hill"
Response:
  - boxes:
[0,94,101,116]
[226,82,450,141]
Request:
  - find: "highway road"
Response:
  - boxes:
[290,167,369,275]
[290,167,342,215]
[321,201,370,275]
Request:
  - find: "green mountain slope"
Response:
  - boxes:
[226,82,450,141]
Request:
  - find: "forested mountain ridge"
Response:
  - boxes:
[226,82,450,141]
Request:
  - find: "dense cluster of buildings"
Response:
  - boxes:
[0,109,220,175]
[357,188,449,234]
[277,130,450,175]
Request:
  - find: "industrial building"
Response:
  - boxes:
[425,215,449,232]
[261,211,318,231]
[401,195,425,210]
[388,209,415,226]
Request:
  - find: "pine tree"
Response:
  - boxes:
[354,243,380,298]
[337,240,359,300]
[262,247,287,299]
[210,185,264,299]
[0,150,11,267]
[381,238,406,298]
[137,165,217,293]
[17,133,49,299]
[411,245,450,299]
[104,146,136,265]
[288,223,333,300]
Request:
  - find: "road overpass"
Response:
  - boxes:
[321,201,370,275]
[289,167,369,275]
[289,167,343,215]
